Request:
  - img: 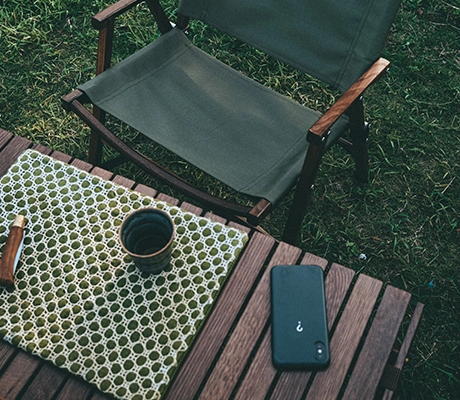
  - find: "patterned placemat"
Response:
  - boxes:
[0,150,248,399]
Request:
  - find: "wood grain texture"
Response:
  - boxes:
[0,135,31,177]
[198,242,302,400]
[156,193,180,206]
[31,143,53,156]
[0,351,41,399]
[0,342,16,370]
[20,362,67,400]
[309,58,390,138]
[300,252,328,270]
[164,232,276,400]
[323,263,356,327]
[70,158,92,172]
[54,379,94,400]
[132,183,158,199]
[382,302,424,400]
[343,286,411,399]
[234,329,275,400]
[111,174,136,189]
[90,166,114,181]
[92,0,142,29]
[0,128,14,149]
[0,224,24,287]
[48,150,72,164]
[306,274,383,400]
[179,201,203,216]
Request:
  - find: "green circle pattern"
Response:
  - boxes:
[0,150,248,399]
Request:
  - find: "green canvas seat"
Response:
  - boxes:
[77,28,348,203]
[62,0,401,243]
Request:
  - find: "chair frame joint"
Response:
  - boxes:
[307,130,330,146]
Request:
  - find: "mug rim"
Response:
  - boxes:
[118,207,175,258]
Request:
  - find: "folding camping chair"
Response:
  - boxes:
[62,0,401,243]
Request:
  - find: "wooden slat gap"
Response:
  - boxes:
[305,275,383,399]
[21,360,68,399]
[164,233,276,400]
[230,318,278,400]
[198,242,302,399]
[0,353,43,400]
[0,135,33,177]
[341,286,411,399]
[0,344,17,375]
[381,301,424,400]
[0,129,15,150]
[325,266,363,340]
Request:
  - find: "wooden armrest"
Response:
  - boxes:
[61,89,90,111]
[308,58,391,140]
[92,0,143,29]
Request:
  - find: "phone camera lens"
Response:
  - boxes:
[315,341,326,361]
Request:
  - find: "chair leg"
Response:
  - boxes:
[88,19,115,166]
[283,141,325,244]
[348,98,369,184]
[88,106,105,166]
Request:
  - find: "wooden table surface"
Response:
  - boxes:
[0,128,424,400]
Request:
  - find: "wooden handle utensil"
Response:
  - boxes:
[0,215,26,287]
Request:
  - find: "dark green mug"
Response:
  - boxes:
[119,208,175,274]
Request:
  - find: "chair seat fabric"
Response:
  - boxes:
[78,28,349,203]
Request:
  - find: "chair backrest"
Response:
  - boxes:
[178,0,401,92]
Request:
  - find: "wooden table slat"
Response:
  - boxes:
[393,302,425,370]
[70,158,93,172]
[31,143,53,156]
[343,286,411,399]
[89,390,113,400]
[163,232,276,400]
[203,212,227,225]
[20,362,67,400]
[0,129,14,149]
[234,328,275,400]
[0,351,41,398]
[156,193,180,206]
[305,274,383,400]
[0,135,32,177]
[48,150,72,163]
[199,242,302,399]
[179,201,203,216]
[382,302,424,400]
[111,174,136,189]
[90,166,114,181]
[54,378,94,400]
[0,343,15,371]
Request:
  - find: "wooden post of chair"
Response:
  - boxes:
[282,133,327,244]
[347,97,370,184]
[89,18,115,166]
[145,0,174,34]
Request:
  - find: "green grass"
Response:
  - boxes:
[1,0,459,398]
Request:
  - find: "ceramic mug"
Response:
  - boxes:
[119,207,175,274]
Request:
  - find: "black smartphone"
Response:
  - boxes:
[270,265,330,370]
